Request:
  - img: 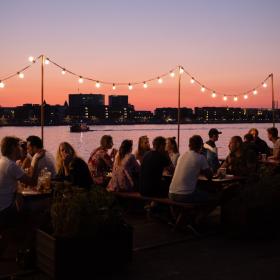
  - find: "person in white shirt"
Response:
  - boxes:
[0,136,41,228]
[267,127,280,160]
[26,135,56,181]
[169,135,213,203]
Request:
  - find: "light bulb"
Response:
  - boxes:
[28,56,35,62]
[0,81,5,88]
[190,77,195,84]
[61,69,66,75]
[18,72,24,79]
[96,81,101,88]
[262,82,267,88]
[211,91,216,98]
[44,58,50,65]
[179,67,184,74]
[201,86,205,92]
[157,77,163,84]
[170,71,175,78]
[253,89,258,95]
[112,84,116,90]
[244,94,248,99]
[78,77,84,84]
[223,96,228,101]
[128,83,133,90]
[143,82,148,88]
[234,96,238,102]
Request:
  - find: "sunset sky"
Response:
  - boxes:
[0,0,279,111]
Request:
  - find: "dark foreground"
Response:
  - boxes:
[1,210,280,280]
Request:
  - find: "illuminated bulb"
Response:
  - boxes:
[78,77,84,84]
[28,56,35,62]
[61,69,66,75]
[18,72,24,79]
[157,77,163,84]
[211,91,216,98]
[244,94,248,99]
[200,86,206,92]
[44,58,50,65]
[143,82,148,88]
[0,81,5,88]
[190,77,195,84]
[234,96,238,102]
[253,89,258,95]
[170,71,175,78]
[223,96,228,101]
[179,67,184,74]
[112,84,116,90]
[262,82,267,88]
[96,81,101,88]
[128,83,133,90]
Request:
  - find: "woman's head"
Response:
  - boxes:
[137,136,150,153]
[166,137,178,153]
[118,140,133,161]
[56,142,77,171]
[100,135,113,149]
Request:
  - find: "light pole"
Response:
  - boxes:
[270,73,275,127]
[177,66,182,150]
[40,55,45,144]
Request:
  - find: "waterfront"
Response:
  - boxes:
[0,123,277,160]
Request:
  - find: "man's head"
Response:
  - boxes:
[244,133,254,143]
[267,127,278,141]
[152,136,166,153]
[1,136,21,160]
[248,128,258,140]
[189,135,203,152]
[229,136,243,153]
[26,135,43,156]
[100,135,113,150]
[208,128,222,142]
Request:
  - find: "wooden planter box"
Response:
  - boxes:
[36,224,133,279]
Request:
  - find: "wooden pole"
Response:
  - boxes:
[271,73,275,127]
[41,55,45,144]
[177,67,181,150]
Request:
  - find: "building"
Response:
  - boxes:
[108,95,128,108]
[154,107,193,123]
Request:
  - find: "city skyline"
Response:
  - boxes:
[0,0,279,110]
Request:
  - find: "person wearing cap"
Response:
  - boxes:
[203,128,221,173]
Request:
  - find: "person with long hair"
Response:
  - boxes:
[135,135,151,164]
[166,137,180,168]
[56,142,92,189]
[107,140,140,192]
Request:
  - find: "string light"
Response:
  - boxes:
[170,71,175,78]
[190,77,195,84]
[28,56,35,63]
[0,81,5,88]
[262,82,267,88]
[211,91,216,98]
[112,84,116,90]
[95,81,101,88]
[244,94,248,99]
[128,83,133,90]
[61,69,66,75]
[201,86,206,92]
[179,67,184,74]
[78,77,84,84]
[234,96,238,102]
[18,72,24,79]
[253,89,258,95]
[143,82,148,88]
[157,77,163,84]
[44,58,50,65]
[223,96,228,101]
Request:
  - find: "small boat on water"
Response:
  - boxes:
[70,122,90,132]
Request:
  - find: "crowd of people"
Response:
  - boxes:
[0,127,279,230]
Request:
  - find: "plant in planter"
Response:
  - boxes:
[36,182,133,279]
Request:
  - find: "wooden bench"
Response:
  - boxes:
[113,192,210,230]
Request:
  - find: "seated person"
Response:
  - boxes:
[135,135,151,164]
[139,136,171,197]
[219,136,257,176]
[267,127,280,161]
[55,142,93,189]
[107,140,140,192]
[169,135,213,203]
[166,137,180,168]
[88,135,117,187]
[16,141,32,171]
[0,137,42,229]
[249,128,270,155]
[26,135,56,181]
